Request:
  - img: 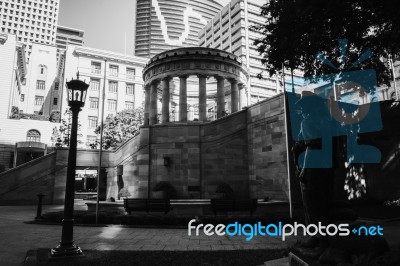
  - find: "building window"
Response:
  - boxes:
[27,129,41,142]
[109,65,118,77]
[109,81,118,93]
[91,61,101,74]
[126,68,135,79]
[34,96,44,105]
[36,80,45,90]
[89,97,99,109]
[90,79,100,91]
[125,101,134,110]
[20,94,25,102]
[108,100,117,111]
[126,84,134,95]
[87,135,97,146]
[54,82,59,90]
[53,97,58,105]
[88,116,98,128]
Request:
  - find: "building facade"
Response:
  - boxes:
[198,0,303,102]
[134,0,222,58]
[0,0,60,63]
[0,33,59,171]
[19,41,60,115]
[63,45,148,148]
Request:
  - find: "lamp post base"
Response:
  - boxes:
[50,242,84,258]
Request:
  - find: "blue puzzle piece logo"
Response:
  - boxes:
[287,40,382,168]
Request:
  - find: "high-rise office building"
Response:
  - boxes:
[199,0,303,102]
[134,0,223,58]
[55,25,84,67]
[0,0,60,62]
[56,25,84,51]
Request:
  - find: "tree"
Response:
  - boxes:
[51,109,83,147]
[94,107,144,150]
[251,0,400,85]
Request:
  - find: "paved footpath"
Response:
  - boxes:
[0,205,301,266]
[2,205,399,266]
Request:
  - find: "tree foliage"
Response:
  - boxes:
[251,0,400,85]
[51,109,83,147]
[94,107,144,150]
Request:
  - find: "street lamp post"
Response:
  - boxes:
[51,76,88,258]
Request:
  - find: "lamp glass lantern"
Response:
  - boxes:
[66,79,89,108]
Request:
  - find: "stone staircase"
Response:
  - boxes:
[0,152,57,205]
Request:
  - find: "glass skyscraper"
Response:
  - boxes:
[134,0,222,58]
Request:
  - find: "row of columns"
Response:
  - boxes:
[144,75,246,126]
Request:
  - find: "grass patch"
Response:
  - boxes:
[32,249,287,266]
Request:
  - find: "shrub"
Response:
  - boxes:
[118,187,131,199]
[20,113,50,121]
[49,110,61,123]
[9,106,20,119]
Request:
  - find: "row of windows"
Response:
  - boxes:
[0,28,53,43]
[1,0,58,9]
[1,7,55,17]
[91,62,136,78]
[31,96,130,112]
[0,14,56,25]
[1,13,57,23]
[32,96,57,105]
[90,80,135,95]
[87,101,134,127]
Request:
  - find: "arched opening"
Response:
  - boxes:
[38,64,47,75]
[26,129,41,142]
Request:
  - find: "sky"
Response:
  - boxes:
[58,0,231,56]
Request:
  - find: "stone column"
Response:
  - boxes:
[149,80,159,125]
[215,75,225,119]
[230,79,239,113]
[144,84,150,126]
[161,77,171,123]
[198,74,207,122]
[179,75,188,122]
[239,83,247,109]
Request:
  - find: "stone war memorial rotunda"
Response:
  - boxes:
[142,47,249,124]
[0,47,291,205]
[105,47,289,201]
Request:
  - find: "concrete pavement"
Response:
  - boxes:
[0,205,300,266]
[1,205,399,266]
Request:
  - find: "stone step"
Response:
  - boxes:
[263,257,289,266]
